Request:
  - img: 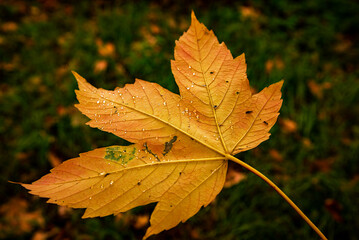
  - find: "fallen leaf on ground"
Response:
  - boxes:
[134,214,150,229]
[224,167,246,188]
[0,198,44,236]
[269,149,283,162]
[96,39,116,57]
[308,80,332,99]
[94,59,108,73]
[265,57,284,73]
[280,118,297,133]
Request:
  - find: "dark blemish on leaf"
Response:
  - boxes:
[179,172,182,175]
[144,142,160,161]
[214,105,218,109]
[246,111,253,114]
[114,106,118,114]
[226,80,229,83]
[104,173,109,177]
[210,71,214,74]
[163,136,178,156]
[170,205,173,207]
[236,91,239,95]
[137,181,141,186]
[263,121,268,125]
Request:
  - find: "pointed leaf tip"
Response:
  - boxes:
[71,71,92,92]
[71,71,82,82]
[191,11,198,22]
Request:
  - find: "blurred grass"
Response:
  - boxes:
[1,0,358,239]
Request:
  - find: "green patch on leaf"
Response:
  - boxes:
[104,146,136,165]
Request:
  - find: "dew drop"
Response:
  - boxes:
[192,72,195,76]
[99,172,106,176]
[163,102,167,106]
[186,87,190,90]
[142,128,145,131]
[188,66,192,69]
[89,197,92,200]
[100,184,104,189]
[97,100,100,104]
[110,180,114,185]
[103,100,106,103]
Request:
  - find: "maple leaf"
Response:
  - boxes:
[20,12,327,240]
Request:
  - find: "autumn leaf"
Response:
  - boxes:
[20,12,327,240]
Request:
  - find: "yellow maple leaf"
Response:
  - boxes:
[20,12,327,240]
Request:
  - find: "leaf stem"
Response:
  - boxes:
[226,154,327,240]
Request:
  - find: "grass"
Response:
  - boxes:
[1,0,358,239]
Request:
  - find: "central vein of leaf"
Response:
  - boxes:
[193,26,228,154]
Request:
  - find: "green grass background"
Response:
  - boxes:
[1,0,358,239]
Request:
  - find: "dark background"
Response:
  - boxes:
[1,0,358,239]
